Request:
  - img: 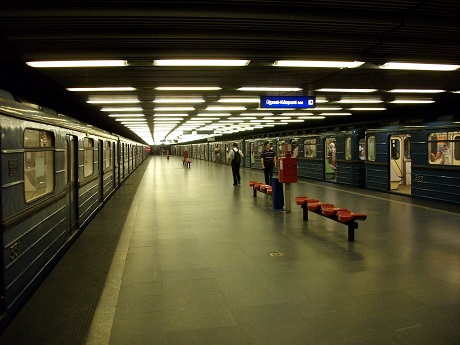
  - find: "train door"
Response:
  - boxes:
[98,140,104,202]
[324,137,337,182]
[389,134,411,194]
[250,141,255,167]
[65,135,78,238]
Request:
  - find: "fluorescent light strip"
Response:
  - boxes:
[114,118,145,122]
[68,87,135,92]
[310,107,343,111]
[153,98,204,103]
[197,113,231,116]
[298,116,326,120]
[274,60,364,68]
[205,106,247,111]
[238,87,302,92]
[101,107,142,112]
[217,98,260,103]
[316,88,378,93]
[380,62,460,71]
[87,100,140,104]
[349,108,386,111]
[240,112,274,116]
[154,107,195,111]
[27,60,127,68]
[154,59,250,66]
[281,112,314,116]
[153,113,189,117]
[389,89,445,93]
[390,100,435,104]
[108,114,144,117]
[337,99,383,103]
[155,86,222,91]
[153,118,184,121]
[320,112,352,116]
[189,117,220,121]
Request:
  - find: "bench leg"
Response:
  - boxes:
[253,188,257,197]
[302,204,309,221]
[347,223,356,241]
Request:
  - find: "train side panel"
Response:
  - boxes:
[0,94,149,329]
[411,128,460,204]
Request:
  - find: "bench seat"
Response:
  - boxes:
[320,204,348,217]
[337,210,367,222]
[295,196,320,205]
[250,181,272,196]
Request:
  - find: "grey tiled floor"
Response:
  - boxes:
[84,156,460,344]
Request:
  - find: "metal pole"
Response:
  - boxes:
[285,183,291,212]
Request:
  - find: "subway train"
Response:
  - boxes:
[0,90,149,329]
[172,121,460,205]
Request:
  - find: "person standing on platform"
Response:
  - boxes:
[228,142,244,185]
[260,141,276,185]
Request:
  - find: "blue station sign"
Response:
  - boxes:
[260,96,316,109]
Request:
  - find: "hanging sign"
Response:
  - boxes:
[260,96,316,109]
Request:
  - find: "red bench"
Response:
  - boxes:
[249,181,272,197]
[296,196,367,241]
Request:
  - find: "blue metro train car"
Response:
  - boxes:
[0,91,149,328]
[172,119,460,205]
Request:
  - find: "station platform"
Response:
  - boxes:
[1,155,459,345]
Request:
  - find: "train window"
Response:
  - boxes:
[304,139,316,158]
[345,137,352,160]
[24,129,55,202]
[358,139,366,160]
[84,137,94,177]
[257,142,264,155]
[428,132,460,165]
[454,135,460,163]
[367,136,376,161]
[64,140,68,186]
[391,139,400,160]
[105,141,112,169]
[277,140,286,158]
[404,137,411,158]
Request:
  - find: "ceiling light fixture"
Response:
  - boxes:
[238,87,302,92]
[107,114,144,117]
[298,116,326,120]
[273,60,365,68]
[153,59,250,66]
[316,88,378,93]
[380,62,460,71]
[100,107,142,112]
[153,98,205,103]
[26,60,127,68]
[87,100,140,104]
[67,87,135,92]
[389,89,445,93]
[349,107,387,111]
[205,106,247,111]
[217,98,260,103]
[337,99,383,103]
[390,100,435,104]
[155,86,222,91]
[320,112,352,116]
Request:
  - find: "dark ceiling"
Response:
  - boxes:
[1,0,459,144]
